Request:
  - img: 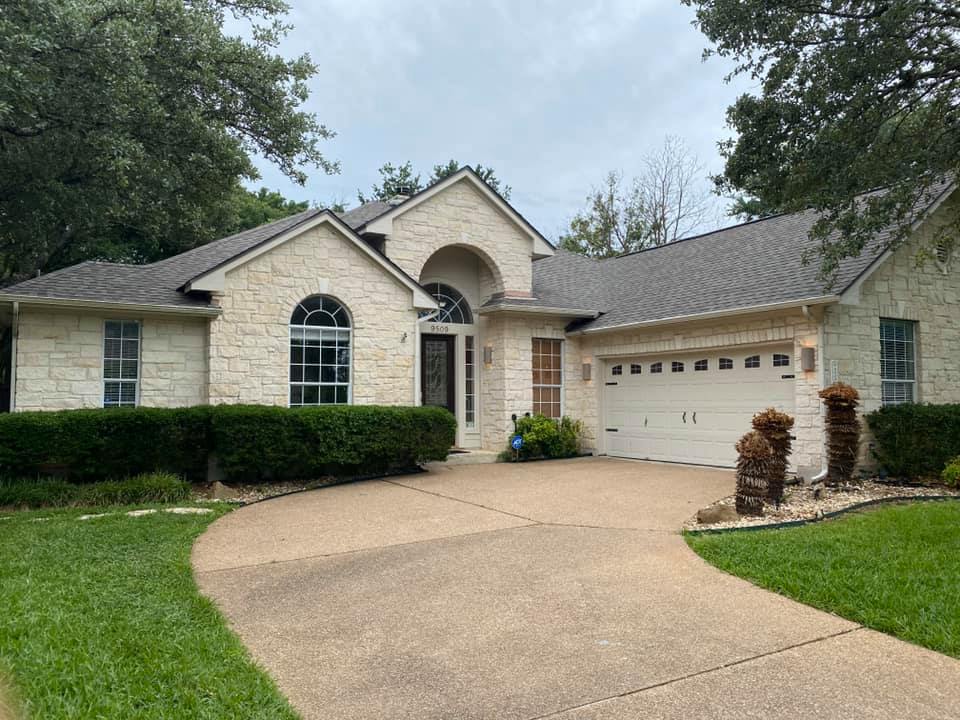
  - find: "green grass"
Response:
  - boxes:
[687,501,960,658]
[0,473,190,509]
[0,505,299,719]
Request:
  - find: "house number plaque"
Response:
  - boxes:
[429,325,451,334]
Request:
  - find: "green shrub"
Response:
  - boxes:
[506,414,583,460]
[943,457,960,488]
[0,404,456,484]
[866,404,960,479]
[0,473,189,509]
[0,406,211,482]
[211,405,457,482]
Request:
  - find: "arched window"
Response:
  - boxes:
[421,282,473,324]
[289,295,351,406]
[611,364,623,376]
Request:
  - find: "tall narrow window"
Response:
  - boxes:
[880,318,916,405]
[290,296,352,406]
[465,336,476,428]
[532,338,563,419]
[103,320,140,407]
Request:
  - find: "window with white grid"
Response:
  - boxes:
[103,320,140,407]
[289,296,352,406]
[880,318,916,405]
[465,336,476,428]
[532,338,563,419]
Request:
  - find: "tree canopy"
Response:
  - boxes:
[559,137,714,258]
[683,0,960,278]
[357,160,511,203]
[0,0,333,284]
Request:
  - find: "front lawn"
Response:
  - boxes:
[0,505,299,719]
[687,501,960,658]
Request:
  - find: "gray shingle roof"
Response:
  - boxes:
[338,201,393,229]
[523,181,955,331]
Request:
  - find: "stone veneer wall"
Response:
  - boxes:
[574,312,823,471]
[823,197,960,464]
[15,307,208,410]
[207,222,419,406]
[479,314,575,450]
[386,179,535,298]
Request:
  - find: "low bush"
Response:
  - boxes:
[942,457,960,488]
[0,404,456,484]
[866,403,960,479]
[211,405,457,482]
[0,472,190,509]
[505,414,583,461]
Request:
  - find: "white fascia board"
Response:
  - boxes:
[839,181,957,305]
[185,211,438,310]
[571,295,839,336]
[363,169,555,259]
[0,295,221,317]
[477,304,600,318]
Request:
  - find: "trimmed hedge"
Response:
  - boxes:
[0,405,456,483]
[866,403,960,479]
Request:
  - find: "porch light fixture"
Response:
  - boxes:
[483,346,493,364]
[582,362,592,381]
[800,346,816,372]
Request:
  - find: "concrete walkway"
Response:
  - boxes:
[193,457,960,720]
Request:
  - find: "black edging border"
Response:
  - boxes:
[684,495,960,536]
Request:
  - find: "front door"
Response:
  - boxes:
[421,334,456,415]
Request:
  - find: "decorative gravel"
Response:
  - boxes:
[686,479,960,532]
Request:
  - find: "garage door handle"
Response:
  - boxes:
[682,411,686,424]
[692,412,697,424]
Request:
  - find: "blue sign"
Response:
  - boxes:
[511,435,524,451]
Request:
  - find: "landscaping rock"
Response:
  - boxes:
[210,481,240,501]
[697,504,739,524]
[165,507,213,515]
[126,509,158,517]
[78,513,110,521]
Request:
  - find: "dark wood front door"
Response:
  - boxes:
[421,334,455,415]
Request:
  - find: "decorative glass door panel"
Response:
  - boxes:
[421,335,455,414]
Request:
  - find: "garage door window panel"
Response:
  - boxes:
[650,362,662,374]
[694,359,708,372]
[533,339,563,418]
[745,355,760,369]
[719,358,733,370]
[773,353,790,367]
[672,361,684,373]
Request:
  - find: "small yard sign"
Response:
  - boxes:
[511,435,524,451]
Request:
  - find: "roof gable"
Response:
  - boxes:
[360,167,555,259]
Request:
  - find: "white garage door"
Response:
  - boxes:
[602,346,796,467]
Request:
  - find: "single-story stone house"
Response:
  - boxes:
[1,168,958,474]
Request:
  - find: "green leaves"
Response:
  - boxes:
[685,0,960,280]
[0,0,334,283]
[356,159,511,204]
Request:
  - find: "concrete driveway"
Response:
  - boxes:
[193,457,960,720]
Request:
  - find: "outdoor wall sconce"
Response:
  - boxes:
[582,362,592,381]
[800,346,816,372]
[483,346,493,364]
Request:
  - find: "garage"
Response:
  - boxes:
[602,345,796,467]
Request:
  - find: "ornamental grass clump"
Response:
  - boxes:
[735,431,774,516]
[818,382,861,486]
[751,408,795,505]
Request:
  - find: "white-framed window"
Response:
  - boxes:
[289,295,352,406]
[532,338,563,419]
[103,320,140,407]
[719,358,733,370]
[671,361,684,373]
[745,355,760,369]
[694,359,708,372]
[773,353,791,367]
[650,362,663,374]
[880,318,916,405]
[630,363,642,375]
[465,335,476,428]
[611,364,623,376]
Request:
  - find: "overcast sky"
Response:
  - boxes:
[246,0,753,239]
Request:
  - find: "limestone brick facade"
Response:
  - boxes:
[15,307,208,411]
[386,179,535,299]
[823,198,960,464]
[207,222,419,406]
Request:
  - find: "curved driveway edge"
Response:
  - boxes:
[193,457,960,720]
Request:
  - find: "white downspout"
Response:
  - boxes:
[414,309,440,406]
[810,305,828,483]
[9,301,18,412]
